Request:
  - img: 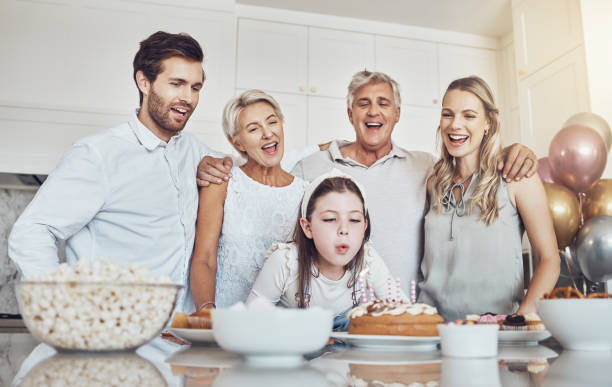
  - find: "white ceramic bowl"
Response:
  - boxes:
[438,324,499,358]
[16,281,180,351]
[212,307,333,367]
[536,299,612,351]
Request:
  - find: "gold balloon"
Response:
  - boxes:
[543,183,581,249]
[583,179,612,222]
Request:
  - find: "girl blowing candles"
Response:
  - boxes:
[418,76,560,321]
[247,170,406,330]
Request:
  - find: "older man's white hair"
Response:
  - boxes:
[222,89,284,139]
[346,70,401,109]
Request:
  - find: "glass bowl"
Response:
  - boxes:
[16,281,181,351]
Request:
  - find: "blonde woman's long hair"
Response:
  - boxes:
[431,76,503,225]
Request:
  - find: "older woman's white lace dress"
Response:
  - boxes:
[214,166,308,308]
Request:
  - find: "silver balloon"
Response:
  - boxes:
[559,245,582,279]
[575,215,612,282]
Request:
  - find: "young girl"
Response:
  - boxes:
[418,76,560,321]
[247,170,406,330]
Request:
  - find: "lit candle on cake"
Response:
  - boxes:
[410,280,417,304]
[387,277,392,300]
[359,267,369,303]
[395,277,401,302]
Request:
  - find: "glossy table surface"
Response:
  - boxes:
[2,332,611,386]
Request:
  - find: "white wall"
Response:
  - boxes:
[581,0,612,178]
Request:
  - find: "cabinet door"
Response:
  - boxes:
[393,106,440,155]
[438,44,499,100]
[517,47,589,158]
[512,0,582,78]
[262,91,308,151]
[0,0,235,174]
[308,28,375,99]
[307,97,355,145]
[375,36,439,108]
[236,19,307,95]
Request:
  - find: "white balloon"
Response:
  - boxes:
[563,112,612,151]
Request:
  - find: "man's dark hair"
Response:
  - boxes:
[133,31,205,105]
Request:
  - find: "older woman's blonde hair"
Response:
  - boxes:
[221,89,284,157]
[430,76,503,225]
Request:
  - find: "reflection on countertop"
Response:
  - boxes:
[4,332,612,387]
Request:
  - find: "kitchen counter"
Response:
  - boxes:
[2,332,611,386]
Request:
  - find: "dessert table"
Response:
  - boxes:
[2,332,611,386]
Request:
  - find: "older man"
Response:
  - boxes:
[200,70,537,292]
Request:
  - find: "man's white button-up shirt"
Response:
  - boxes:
[9,110,220,312]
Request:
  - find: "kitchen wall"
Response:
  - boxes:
[0,188,36,314]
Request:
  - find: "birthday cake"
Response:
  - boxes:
[347,300,443,336]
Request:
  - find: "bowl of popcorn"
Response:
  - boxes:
[16,259,181,351]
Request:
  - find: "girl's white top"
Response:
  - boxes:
[247,241,407,315]
[214,166,308,308]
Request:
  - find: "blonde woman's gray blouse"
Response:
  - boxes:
[418,173,525,321]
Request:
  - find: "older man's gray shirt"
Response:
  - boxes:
[292,140,436,293]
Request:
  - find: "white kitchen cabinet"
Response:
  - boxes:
[375,36,439,108]
[255,91,308,151]
[0,0,235,174]
[308,28,375,99]
[307,97,355,145]
[512,0,582,78]
[517,46,589,158]
[393,106,441,155]
[438,44,499,99]
[236,19,308,95]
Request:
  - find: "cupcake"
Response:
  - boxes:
[502,313,527,331]
[187,308,212,329]
[524,313,545,331]
[478,312,499,325]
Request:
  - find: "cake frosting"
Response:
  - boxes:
[347,300,438,319]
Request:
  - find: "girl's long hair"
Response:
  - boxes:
[294,177,371,308]
[431,76,503,225]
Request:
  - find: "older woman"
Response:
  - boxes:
[190,90,308,310]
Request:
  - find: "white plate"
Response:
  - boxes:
[498,330,551,344]
[331,332,440,351]
[168,328,216,345]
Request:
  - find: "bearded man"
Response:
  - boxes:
[8,31,218,312]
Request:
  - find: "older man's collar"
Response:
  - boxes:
[130,109,183,150]
[328,139,408,162]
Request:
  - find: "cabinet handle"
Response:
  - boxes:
[433,99,438,104]
[299,86,305,92]
[518,70,525,76]
[310,87,317,93]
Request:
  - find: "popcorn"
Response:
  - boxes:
[20,353,165,387]
[17,259,179,351]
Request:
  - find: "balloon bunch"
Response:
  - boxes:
[538,112,612,283]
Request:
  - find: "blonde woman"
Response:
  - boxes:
[418,76,559,321]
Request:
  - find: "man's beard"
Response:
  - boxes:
[147,87,193,134]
